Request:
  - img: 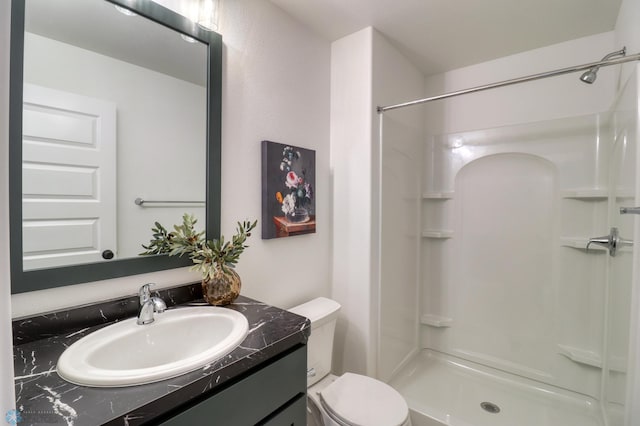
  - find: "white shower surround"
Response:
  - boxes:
[420,114,624,396]
[374,26,640,426]
[399,100,637,425]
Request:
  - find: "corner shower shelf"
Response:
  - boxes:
[557,344,625,372]
[561,189,608,200]
[560,188,634,200]
[558,344,602,369]
[421,314,453,328]
[422,192,454,200]
[422,230,454,239]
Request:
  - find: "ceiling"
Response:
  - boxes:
[270,0,623,76]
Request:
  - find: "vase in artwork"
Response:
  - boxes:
[285,207,310,223]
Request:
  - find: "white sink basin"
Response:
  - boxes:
[57,306,249,387]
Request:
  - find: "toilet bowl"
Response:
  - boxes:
[289,298,411,426]
[308,373,412,426]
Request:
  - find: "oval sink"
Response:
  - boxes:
[57,306,249,387]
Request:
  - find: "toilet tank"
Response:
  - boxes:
[289,297,341,387]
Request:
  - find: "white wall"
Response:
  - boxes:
[330,27,374,376]
[0,0,17,420]
[217,0,331,309]
[10,0,331,317]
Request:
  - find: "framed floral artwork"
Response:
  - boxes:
[261,141,316,239]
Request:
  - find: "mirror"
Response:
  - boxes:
[10,0,222,293]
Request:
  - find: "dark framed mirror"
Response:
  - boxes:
[9,0,222,293]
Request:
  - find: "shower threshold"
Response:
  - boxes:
[388,349,603,426]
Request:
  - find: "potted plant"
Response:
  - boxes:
[141,214,257,305]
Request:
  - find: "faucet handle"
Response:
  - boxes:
[139,283,155,303]
[151,297,167,313]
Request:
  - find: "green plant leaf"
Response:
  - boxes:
[141,214,258,280]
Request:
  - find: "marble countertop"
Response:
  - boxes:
[12,286,310,426]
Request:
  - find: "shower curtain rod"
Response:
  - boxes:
[377,52,640,113]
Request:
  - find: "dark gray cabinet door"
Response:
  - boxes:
[160,346,307,426]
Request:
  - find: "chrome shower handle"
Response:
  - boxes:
[586,236,610,251]
[587,227,632,257]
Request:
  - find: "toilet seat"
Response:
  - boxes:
[319,373,409,426]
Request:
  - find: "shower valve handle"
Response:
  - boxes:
[586,235,611,251]
[586,227,632,257]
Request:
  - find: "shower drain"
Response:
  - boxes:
[480,401,501,414]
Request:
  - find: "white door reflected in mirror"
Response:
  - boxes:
[22,84,116,270]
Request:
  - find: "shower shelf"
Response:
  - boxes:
[558,344,602,368]
[422,192,454,199]
[422,230,453,239]
[560,188,634,200]
[561,189,608,199]
[420,314,453,328]
[556,344,625,372]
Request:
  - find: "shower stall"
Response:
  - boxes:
[376,51,640,426]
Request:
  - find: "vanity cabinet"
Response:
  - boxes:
[13,291,311,426]
[159,345,307,426]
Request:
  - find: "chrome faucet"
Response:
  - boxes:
[137,283,167,325]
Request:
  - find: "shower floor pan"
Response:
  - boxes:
[388,349,602,426]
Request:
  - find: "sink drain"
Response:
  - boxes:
[480,401,500,414]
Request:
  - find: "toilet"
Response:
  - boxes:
[290,297,411,426]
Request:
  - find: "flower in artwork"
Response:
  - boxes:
[304,182,313,200]
[279,146,300,172]
[278,146,313,211]
[281,193,296,215]
[285,171,299,189]
[275,191,283,203]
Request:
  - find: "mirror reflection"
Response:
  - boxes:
[22,0,208,270]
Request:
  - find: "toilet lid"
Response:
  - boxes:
[319,373,409,426]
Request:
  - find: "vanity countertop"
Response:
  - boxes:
[12,286,310,426]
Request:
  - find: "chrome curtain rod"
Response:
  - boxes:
[134,198,205,206]
[377,53,640,113]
